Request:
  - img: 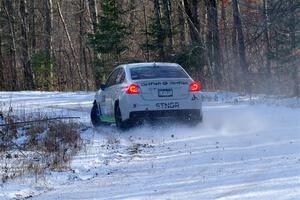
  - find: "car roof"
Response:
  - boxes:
[120,62,181,70]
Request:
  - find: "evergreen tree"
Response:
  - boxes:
[141,0,166,61]
[88,0,128,85]
[141,17,165,60]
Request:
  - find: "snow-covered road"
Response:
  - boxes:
[0,92,300,200]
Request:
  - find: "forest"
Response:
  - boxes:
[0,0,299,96]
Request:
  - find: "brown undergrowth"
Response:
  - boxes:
[0,108,82,183]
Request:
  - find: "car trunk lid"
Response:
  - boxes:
[134,79,191,101]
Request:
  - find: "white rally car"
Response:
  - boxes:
[91,62,203,129]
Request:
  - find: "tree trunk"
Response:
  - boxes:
[129,0,136,26]
[177,1,186,48]
[206,0,223,86]
[231,11,239,90]
[290,0,299,96]
[221,0,230,89]
[206,1,213,71]
[3,0,18,90]
[162,0,173,52]
[57,2,85,88]
[180,0,215,88]
[263,0,271,77]
[153,0,165,60]
[221,0,229,63]
[143,4,150,61]
[191,0,200,31]
[87,0,99,83]
[44,0,53,57]
[64,49,75,91]
[19,0,34,90]
[30,0,36,55]
[88,0,98,34]
[183,0,201,43]
[0,28,3,90]
[232,0,249,91]
[79,0,90,90]
[44,0,53,89]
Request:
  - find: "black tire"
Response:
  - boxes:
[188,110,203,126]
[115,104,131,130]
[91,102,101,127]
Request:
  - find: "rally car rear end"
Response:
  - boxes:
[119,63,203,125]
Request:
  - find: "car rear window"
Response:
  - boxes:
[130,66,189,80]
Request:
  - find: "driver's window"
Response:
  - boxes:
[116,68,125,85]
[106,69,120,87]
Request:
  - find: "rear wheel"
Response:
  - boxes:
[91,102,101,127]
[115,104,131,130]
[187,110,203,125]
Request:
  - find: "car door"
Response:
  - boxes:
[107,68,126,117]
[99,68,120,118]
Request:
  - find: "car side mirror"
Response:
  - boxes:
[100,84,107,91]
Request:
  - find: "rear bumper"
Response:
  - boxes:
[129,109,202,121]
[119,92,202,121]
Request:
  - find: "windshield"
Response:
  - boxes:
[130,66,189,80]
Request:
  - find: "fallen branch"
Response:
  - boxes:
[0,117,80,127]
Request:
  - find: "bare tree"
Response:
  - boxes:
[220,0,232,89]
[2,0,18,90]
[183,0,201,43]
[153,0,165,60]
[206,0,223,86]
[263,0,271,77]
[221,0,229,62]
[162,0,173,52]
[44,0,53,88]
[87,0,98,34]
[0,27,3,89]
[79,0,90,90]
[142,3,150,61]
[0,0,298,95]
[57,2,85,88]
[232,0,249,91]
[177,1,186,48]
[29,0,36,54]
[289,0,300,96]
[19,0,34,89]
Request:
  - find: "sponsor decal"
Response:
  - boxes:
[192,94,199,101]
[100,116,115,123]
[141,81,188,87]
[169,81,188,85]
[156,102,179,109]
[141,82,162,86]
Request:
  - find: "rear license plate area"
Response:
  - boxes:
[158,89,173,97]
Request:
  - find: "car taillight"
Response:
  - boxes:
[126,84,141,94]
[189,82,201,92]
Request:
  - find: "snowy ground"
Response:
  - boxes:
[0,91,300,200]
